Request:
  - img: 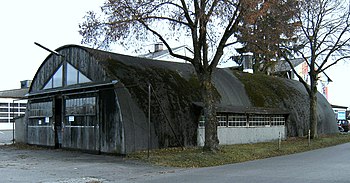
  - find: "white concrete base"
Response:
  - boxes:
[197,126,286,146]
[0,123,15,130]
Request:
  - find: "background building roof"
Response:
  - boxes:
[0,88,28,99]
[138,45,192,60]
[274,58,305,72]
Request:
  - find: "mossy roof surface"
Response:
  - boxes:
[233,72,301,108]
[54,45,299,114]
[81,46,255,108]
[81,45,195,79]
[70,45,291,111]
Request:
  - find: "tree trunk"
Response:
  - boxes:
[309,76,318,139]
[200,73,219,152]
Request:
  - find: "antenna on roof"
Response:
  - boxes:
[34,42,64,57]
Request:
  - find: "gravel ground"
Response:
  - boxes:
[0,145,178,183]
[0,130,14,145]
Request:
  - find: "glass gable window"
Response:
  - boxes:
[43,65,63,89]
[66,63,91,86]
[53,65,63,88]
[42,62,92,90]
[43,79,53,90]
[78,72,91,83]
[67,63,78,85]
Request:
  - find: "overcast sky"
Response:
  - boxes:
[0,0,105,90]
[0,0,349,108]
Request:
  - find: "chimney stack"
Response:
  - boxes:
[20,80,32,89]
[154,43,163,52]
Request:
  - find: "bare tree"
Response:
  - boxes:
[280,0,350,138]
[79,0,296,151]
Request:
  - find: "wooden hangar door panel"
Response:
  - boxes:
[27,98,55,147]
[62,94,100,152]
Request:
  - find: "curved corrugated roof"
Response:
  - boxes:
[77,45,252,107]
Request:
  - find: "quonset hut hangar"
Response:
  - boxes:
[24,45,337,154]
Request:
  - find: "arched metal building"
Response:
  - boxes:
[25,45,337,154]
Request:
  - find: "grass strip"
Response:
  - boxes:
[128,133,350,168]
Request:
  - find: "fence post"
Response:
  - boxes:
[278,132,281,150]
[148,83,151,159]
[308,129,311,147]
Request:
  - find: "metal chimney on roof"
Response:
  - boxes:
[20,80,32,89]
[154,43,163,52]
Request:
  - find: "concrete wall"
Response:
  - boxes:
[15,116,26,143]
[197,126,286,146]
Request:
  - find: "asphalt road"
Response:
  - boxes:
[1,142,350,183]
[141,143,350,183]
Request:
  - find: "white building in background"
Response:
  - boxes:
[273,58,332,100]
[0,80,30,130]
[331,104,348,120]
[326,63,350,108]
[139,43,193,63]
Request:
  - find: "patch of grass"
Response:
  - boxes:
[128,133,350,168]
[3,143,46,150]
[233,71,300,108]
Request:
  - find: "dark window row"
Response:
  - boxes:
[199,114,285,127]
[0,119,9,123]
[65,97,96,116]
[29,101,53,117]
[0,103,27,107]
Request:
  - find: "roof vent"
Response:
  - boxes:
[154,43,163,52]
[20,80,32,89]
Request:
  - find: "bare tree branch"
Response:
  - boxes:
[319,56,350,73]
[137,20,194,63]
